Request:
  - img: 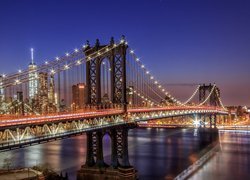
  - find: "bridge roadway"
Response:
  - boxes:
[0,106,228,151]
[0,106,227,128]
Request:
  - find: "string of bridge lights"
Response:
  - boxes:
[132,89,160,107]
[2,41,99,79]
[128,47,203,106]
[129,45,226,110]
[131,85,160,106]
[49,41,124,75]
[0,38,227,111]
[128,52,225,109]
[127,59,165,107]
[126,60,167,104]
[127,47,225,108]
[215,88,227,110]
[128,48,182,105]
[182,85,200,105]
[2,37,190,109]
[2,39,126,87]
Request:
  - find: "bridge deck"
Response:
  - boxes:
[0,106,228,129]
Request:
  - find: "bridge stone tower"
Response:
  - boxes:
[198,84,221,146]
[199,83,220,106]
[84,36,128,111]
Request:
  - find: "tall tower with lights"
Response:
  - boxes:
[28,48,38,100]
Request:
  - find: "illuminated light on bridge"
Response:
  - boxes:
[50,69,56,75]
[64,64,69,70]
[120,39,125,43]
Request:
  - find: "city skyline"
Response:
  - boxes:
[0,1,249,180]
[0,0,250,106]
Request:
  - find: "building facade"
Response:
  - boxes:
[72,83,87,110]
[28,63,38,100]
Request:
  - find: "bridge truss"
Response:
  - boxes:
[0,106,226,152]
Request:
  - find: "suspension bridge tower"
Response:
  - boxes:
[198,83,222,146]
[78,37,137,180]
[199,83,220,106]
[84,36,128,112]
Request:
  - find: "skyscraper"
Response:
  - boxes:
[48,75,57,112]
[127,86,134,107]
[72,83,87,109]
[38,72,49,114]
[28,48,38,100]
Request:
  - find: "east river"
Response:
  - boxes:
[0,128,249,180]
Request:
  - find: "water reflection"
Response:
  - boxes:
[0,135,87,179]
[0,128,247,179]
[190,131,250,180]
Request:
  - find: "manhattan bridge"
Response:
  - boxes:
[0,36,230,179]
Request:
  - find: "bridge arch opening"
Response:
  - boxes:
[102,132,112,165]
[99,58,112,108]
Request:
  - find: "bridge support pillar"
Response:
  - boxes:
[209,114,217,128]
[200,114,206,128]
[110,129,119,168]
[95,131,106,167]
[223,115,227,124]
[121,128,130,167]
[85,132,95,167]
[77,125,137,180]
[198,114,219,148]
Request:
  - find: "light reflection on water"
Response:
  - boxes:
[0,128,248,180]
[190,131,250,180]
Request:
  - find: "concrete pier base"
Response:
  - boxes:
[77,166,138,180]
[198,127,219,147]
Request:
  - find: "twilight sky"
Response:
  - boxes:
[0,0,250,106]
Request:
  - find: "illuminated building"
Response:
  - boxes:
[17,91,24,115]
[38,72,49,114]
[127,86,134,107]
[28,48,38,100]
[48,75,57,112]
[102,93,110,105]
[72,83,87,109]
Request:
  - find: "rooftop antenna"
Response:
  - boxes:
[31,48,34,64]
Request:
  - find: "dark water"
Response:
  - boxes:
[0,128,249,180]
[190,130,250,180]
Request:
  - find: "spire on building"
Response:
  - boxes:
[30,48,36,65]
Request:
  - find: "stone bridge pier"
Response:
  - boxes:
[77,124,137,180]
[198,114,219,147]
